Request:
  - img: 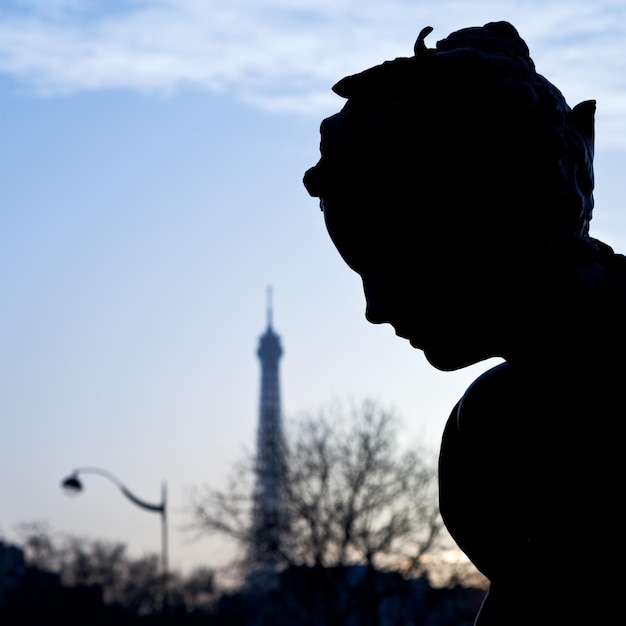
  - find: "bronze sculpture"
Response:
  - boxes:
[304,21,625,624]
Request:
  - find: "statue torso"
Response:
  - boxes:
[439,358,624,621]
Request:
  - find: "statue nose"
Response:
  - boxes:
[365,299,392,325]
[362,273,396,325]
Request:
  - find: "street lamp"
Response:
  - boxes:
[61,466,168,612]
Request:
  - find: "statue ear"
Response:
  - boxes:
[570,99,596,158]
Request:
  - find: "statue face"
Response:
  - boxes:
[305,22,597,373]
[323,196,508,370]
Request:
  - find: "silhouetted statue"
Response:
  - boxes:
[304,21,625,625]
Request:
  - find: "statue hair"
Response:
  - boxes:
[304,22,597,253]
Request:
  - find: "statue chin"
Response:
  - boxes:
[421,342,497,372]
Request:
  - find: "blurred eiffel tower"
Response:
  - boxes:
[249,287,289,577]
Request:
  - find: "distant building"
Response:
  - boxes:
[0,539,64,612]
[0,541,26,607]
[249,287,289,575]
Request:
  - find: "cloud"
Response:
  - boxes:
[1,0,626,142]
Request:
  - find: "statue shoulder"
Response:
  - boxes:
[439,361,530,579]
[455,362,523,441]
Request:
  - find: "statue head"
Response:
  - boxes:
[303,22,597,370]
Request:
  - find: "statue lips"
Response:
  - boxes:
[391,321,423,349]
[409,337,425,350]
[394,322,449,359]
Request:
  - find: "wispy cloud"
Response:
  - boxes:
[1,0,626,140]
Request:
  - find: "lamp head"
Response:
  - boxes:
[61,474,83,494]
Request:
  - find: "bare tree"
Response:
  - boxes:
[188,398,448,578]
[15,523,216,616]
[17,521,60,572]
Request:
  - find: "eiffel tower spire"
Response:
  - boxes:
[250,287,287,572]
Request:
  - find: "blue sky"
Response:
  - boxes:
[3,0,626,575]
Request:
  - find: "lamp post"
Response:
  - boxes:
[61,466,168,613]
